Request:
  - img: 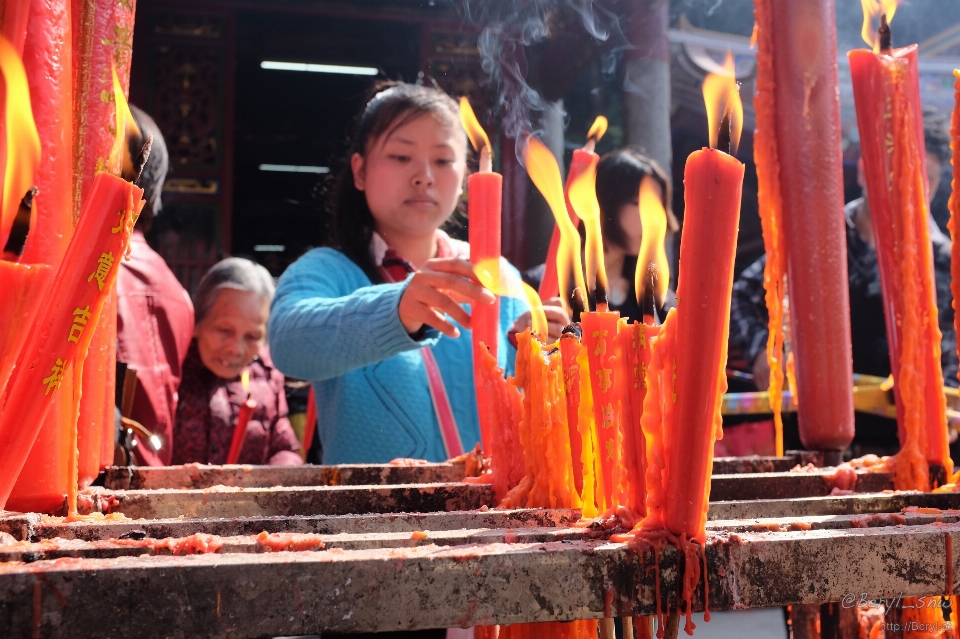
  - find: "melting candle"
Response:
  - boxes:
[849,12,951,484]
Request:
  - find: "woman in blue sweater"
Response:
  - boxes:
[269,83,553,464]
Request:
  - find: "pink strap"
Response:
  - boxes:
[419,347,464,458]
[379,266,463,458]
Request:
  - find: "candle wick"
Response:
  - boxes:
[479,145,492,173]
[878,13,892,52]
[594,280,609,313]
[583,138,597,154]
[133,135,154,185]
[570,287,587,323]
[641,263,661,327]
[717,110,733,156]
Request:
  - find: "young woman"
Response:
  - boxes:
[268,82,540,464]
[595,148,679,322]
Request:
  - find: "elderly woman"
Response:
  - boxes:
[172,258,302,466]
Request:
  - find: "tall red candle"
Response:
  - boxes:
[661,147,742,541]
[759,0,855,453]
[539,117,607,301]
[849,42,950,482]
[8,0,78,513]
[0,173,142,510]
[540,149,592,300]
[951,70,960,386]
[461,98,502,455]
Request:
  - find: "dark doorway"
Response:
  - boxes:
[232,10,421,275]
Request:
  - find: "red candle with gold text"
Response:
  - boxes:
[580,308,621,510]
[539,117,607,301]
[849,18,950,477]
[460,98,502,454]
[0,173,142,510]
[758,0,855,453]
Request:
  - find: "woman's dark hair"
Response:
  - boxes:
[327,81,462,280]
[595,148,678,252]
[126,104,169,232]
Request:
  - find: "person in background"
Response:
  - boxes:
[116,105,195,465]
[269,82,563,467]
[730,111,957,458]
[173,258,302,466]
[595,148,679,322]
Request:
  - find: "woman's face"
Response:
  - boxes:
[351,113,467,242]
[616,179,664,256]
[195,288,269,380]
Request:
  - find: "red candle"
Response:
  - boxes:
[559,333,585,496]
[849,39,951,482]
[77,290,115,482]
[661,148,742,541]
[0,173,142,510]
[757,0,855,454]
[617,319,656,516]
[227,389,257,465]
[580,309,621,512]
[540,117,607,300]
[951,70,960,386]
[460,98,502,455]
[71,0,137,211]
[7,0,80,512]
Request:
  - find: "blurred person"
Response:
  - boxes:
[115,105,195,465]
[173,258,302,466]
[595,148,679,321]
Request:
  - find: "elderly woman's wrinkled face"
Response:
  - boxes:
[195,288,270,380]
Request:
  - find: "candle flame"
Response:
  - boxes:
[861,0,898,53]
[567,161,607,295]
[474,257,548,338]
[108,60,140,176]
[241,370,250,394]
[459,97,491,155]
[586,116,608,143]
[636,177,670,305]
[702,50,743,155]
[523,136,586,306]
[0,35,39,250]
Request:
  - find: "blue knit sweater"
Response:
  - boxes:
[268,246,528,464]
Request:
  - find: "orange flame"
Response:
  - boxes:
[474,257,548,338]
[241,369,250,394]
[567,161,607,295]
[459,97,491,155]
[636,177,670,305]
[702,51,743,155]
[0,35,40,250]
[586,116,608,143]
[524,136,586,306]
[108,60,139,176]
[861,0,898,52]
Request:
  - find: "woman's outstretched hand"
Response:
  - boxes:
[509,297,570,342]
[398,258,495,338]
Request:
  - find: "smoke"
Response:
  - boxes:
[459,0,624,162]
